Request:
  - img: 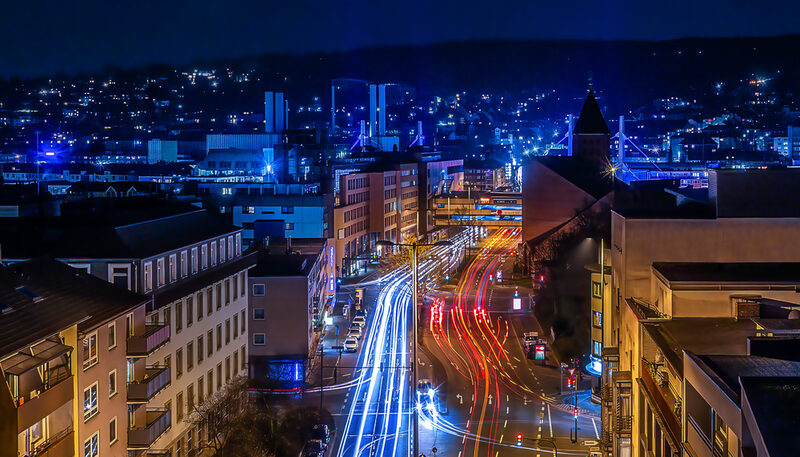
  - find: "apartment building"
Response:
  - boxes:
[247,242,331,387]
[597,169,800,457]
[0,258,149,457]
[331,157,463,276]
[0,198,256,456]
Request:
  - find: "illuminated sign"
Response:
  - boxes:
[534,344,545,360]
[479,197,490,204]
[513,298,522,310]
[496,270,502,280]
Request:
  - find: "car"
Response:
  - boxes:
[522,331,538,349]
[416,379,435,413]
[352,316,366,327]
[348,326,362,339]
[355,308,367,318]
[311,424,330,447]
[344,337,358,352]
[303,439,325,457]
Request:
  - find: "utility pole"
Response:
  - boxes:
[411,242,419,457]
[319,343,324,413]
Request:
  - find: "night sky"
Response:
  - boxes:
[3,0,799,78]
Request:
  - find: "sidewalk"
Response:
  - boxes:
[554,389,601,417]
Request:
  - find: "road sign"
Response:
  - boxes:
[534,344,546,360]
[512,297,522,310]
[568,368,575,376]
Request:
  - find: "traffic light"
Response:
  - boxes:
[516,433,523,446]
[573,407,579,420]
[514,288,519,297]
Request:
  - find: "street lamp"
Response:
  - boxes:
[375,238,453,457]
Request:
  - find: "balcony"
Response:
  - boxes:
[128,408,171,449]
[127,365,171,403]
[17,374,73,432]
[31,427,74,457]
[127,323,170,357]
[640,358,681,443]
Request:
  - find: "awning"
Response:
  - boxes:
[1,340,71,376]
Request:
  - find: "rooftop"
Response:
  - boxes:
[0,199,238,259]
[741,376,800,457]
[574,91,609,135]
[692,353,800,403]
[653,262,800,284]
[0,258,148,356]
[249,250,320,277]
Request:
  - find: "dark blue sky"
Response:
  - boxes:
[2,0,798,78]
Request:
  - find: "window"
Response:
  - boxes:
[108,323,116,350]
[169,254,177,282]
[219,240,226,263]
[216,325,222,350]
[253,333,266,345]
[197,293,204,322]
[225,319,231,344]
[233,351,238,375]
[198,336,204,364]
[109,264,130,289]
[225,279,231,305]
[191,247,198,273]
[176,301,183,333]
[84,432,99,457]
[164,355,171,375]
[201,244,208,269]
[126,313,134,338]
[593,311,603,328]
[181,250,188,277]
[83,383,99,421]
[144,262,153,292]
[176,392,184,421]
[211,242,217,266]
[281,206,294,214]
[254,308,265,320]
[164,307,171,331]
[176,348,183,378]
[83,332,98,369]
[216,284,222,310]
[285,222,295,230]
[233,314,239,339]
[252,284,266,296]
[186,296,193,327]
[240,310,246,334]
[593,341,602,356]
[216,363,222,390]
[233,276,238,298]
[225,357,231,381]
[239,273,246,298]
[157,258,165,286]
[244,206,255,214]
[187,427,194,453]
[187,342,194,372]
[110,416,118,444]
[198,377,204,403]
[187,384,195,412]
[207,370,214,397]
[592,281,602,298]
[228,236,234,259]
[176,437,183,457]
[241,345,246,369]
[109,369,117,397]
[207,330,214,357]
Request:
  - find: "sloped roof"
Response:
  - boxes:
[0,258,148,356]
[574,91,609,135]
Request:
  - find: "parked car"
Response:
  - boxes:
[311,424,330,447]
[344,337,358,352]
[302,439,325,457]
[348,326,362,340]
[352,316,366,327]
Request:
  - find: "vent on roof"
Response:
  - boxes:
[15,286,41,302]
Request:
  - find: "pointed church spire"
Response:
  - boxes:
[574,90,609,135]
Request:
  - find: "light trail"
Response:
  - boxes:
[336,230,470,457]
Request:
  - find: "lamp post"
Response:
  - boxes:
[375,238,453,457]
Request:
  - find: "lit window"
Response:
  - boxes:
[83,383,99,421]
[593,311,602,328]
[84,432,99,457]
[83,332,98,369]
